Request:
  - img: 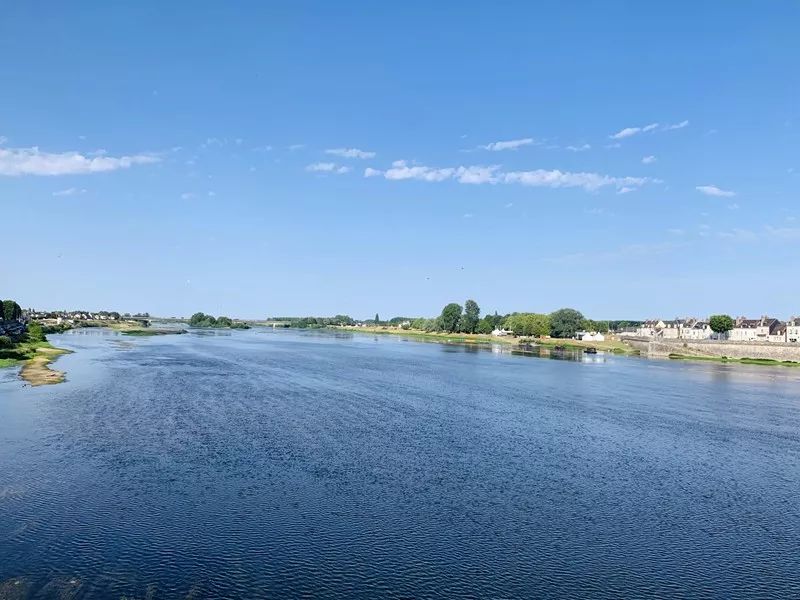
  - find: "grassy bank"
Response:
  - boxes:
[0,339,72,386]
[335,325,638,353]
[668,353,800,367]
[336,325,516,345]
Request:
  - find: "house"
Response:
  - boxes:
[729,316,783,342]
[660,320,685,339]
[769,323,787,343]
[681,320,713,340]
[491,328,510,337]
[787,318,800,343]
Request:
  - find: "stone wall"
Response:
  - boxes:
[624,337,800,361]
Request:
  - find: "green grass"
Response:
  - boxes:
[668,353,800,367]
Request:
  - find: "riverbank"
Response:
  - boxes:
[335,326,637,353]
[668,353,800,367]
[0,339,72,386]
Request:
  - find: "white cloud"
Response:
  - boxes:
[52,187,86,197]
[0,136,7,145]
[252,145,273,152]
[455,165,501,184]
[502,169,650,192]
[616,186,636,194]
[641,155,657,164]
[288,144,305,151]
[181,192,195,200]
[727,203,739,210]
[306,162,350,174]
[610,123,659,139]
[325,147,375,159]
[0,146,159,176]
[667,228,685,235]
[480,138,534,151]
[566,143,591,152]
[382,160,455,182]
[364,160,652,192]
[664,120,689,131]
[463,213,473,219]
[505,202,513,208]
[696,185,736,197]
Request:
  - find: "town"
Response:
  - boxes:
[618,316,800,344]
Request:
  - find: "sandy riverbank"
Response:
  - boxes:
[18,344,72,386]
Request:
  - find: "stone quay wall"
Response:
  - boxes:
[623,337,800,362]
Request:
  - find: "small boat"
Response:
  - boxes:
[584,347,598,354]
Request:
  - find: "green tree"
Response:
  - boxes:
[375,313,381,325]
[216,316,233,327]
[439,303,463,333]
[709,314,734,337]
[549,308,585,338]
[0,335,14,349]
[504,313,550,337]
[476,317,494,334]
[26,322,46,343]
[461,299,480,333]
[2,300,22,322]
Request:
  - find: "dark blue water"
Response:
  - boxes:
[1,328,799,599]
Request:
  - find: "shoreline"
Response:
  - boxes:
[0,340,73,386]
[332,326,638,354]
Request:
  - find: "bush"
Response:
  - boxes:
[0,335,13,349]
[26,322,46,343]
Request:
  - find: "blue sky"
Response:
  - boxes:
[2,2,798,320]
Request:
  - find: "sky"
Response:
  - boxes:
[1,2,798,320]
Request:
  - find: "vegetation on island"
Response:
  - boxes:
[189,312,251,329]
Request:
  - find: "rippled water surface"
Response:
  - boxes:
[1,328,799,599]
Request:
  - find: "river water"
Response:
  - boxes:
[1,328,799,598]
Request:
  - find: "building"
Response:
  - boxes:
[681,321,713,340]
[787,318,800,343]
[729,316,783,342]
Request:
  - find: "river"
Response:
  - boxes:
[1,328,799,598]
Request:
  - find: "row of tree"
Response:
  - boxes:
[400,301,591,339]
[189,312,250,329]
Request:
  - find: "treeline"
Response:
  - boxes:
[393,301,640,339]
[189,312,251,329]
[273,315,356,328]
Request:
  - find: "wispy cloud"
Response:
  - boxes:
[717,228,757,242]
[288,144,306,151]
[181,192,196,200]
[566,143,591,152]
[480,138,535,151]
[609,120,688,140]
[366,160,653,192]
[0,136,7,145]
[696,185,736,197]
[325,147,375,159]
[0,146,159,176]
[610,123,659,139]
[306,162,350,174]
[502,169,650,192]
[52,187,86,197]
[641,155,657,164]
[664,120,689,131]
